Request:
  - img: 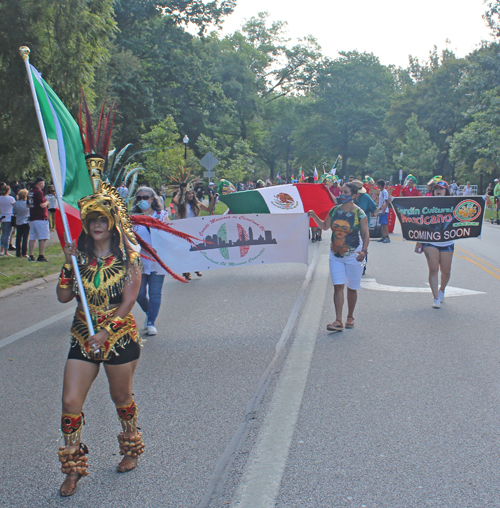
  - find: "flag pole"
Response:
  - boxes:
[19,46,95,336]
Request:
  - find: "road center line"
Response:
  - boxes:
[232,254,329,508]
[0,307,75,349]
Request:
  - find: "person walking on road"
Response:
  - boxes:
[352,180,376,275]
[420,180,455,309]
[173,183,216,280]
[56,188,143,496]
[376,179,391,243]
[131,186,170,336]
[308,182,369,332]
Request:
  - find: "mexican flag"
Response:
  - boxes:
[30,65,92,243]
[219,183,335,225]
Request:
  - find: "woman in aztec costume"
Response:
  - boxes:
[171,167,216,280]
[57,97,197,497]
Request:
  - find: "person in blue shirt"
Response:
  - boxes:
[352,180,376,274]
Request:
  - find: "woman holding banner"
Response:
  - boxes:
[421,180,454,309]
[308,182,370,331]
[131,186,170,336]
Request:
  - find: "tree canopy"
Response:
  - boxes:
[1,1,499,190]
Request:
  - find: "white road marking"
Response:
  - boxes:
[0,307,75,349]
[232,255,329,508]
[361,278,485,296]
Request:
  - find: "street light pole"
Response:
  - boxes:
[183,135,189,163]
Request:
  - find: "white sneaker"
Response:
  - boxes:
[438,290,445,303]
[147,325,158,336]
[143,317,148,330]
[432,298,441,309]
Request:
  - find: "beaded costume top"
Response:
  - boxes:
[75,254,126,309]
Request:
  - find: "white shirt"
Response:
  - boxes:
[378,189,389,213]
[0,195,16,222]
[133,210,170,275]
[185,203,197,218]
[462,186,473,196]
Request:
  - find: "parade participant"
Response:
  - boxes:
[27,176,50,262]
[420,180,454,309]
[173,182,215,280]
[56,98,144,497]
[0,185,15,256]
[46,184,57,230]
[376,179,391,243]
[352,180,376,274]
[401,175,421,197]
[131,186,170,336]
[256,179,266,189]
[494,179,500,224]
[12,189,30,257]
[308,182,369,332]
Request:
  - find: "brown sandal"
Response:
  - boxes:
[195,271,203,277]
[117,432,145,472]
[345,317,355,329]
[326,320,343,332]
[58,444,89,497]
[182,272,192,281]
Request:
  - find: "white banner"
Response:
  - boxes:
[150,213,309,273]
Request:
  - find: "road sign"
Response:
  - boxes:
[200,152,219,184]
[200,152,218,171]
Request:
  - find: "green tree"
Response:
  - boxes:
[141,116,193,188]
[365,142,388,180]
[293,51,395,177]
[393,114,438,182]
[385,49,468,178]
[0,0,116,179]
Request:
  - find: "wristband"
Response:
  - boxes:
[58,264,74,288]
[360,249,368,254]
[102,316,127,337]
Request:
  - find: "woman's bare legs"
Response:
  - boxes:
[424,246,440,299]
[60,359,100,496]
[104,360,139,471]
[333,284,345,322]
[346,288,357,321]
[438,251,454,293]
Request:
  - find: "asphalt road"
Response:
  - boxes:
[1,221,500,507]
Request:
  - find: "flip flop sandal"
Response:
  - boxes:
[345,317,355,329]
[182,273,192,281]
[326,320,343,332]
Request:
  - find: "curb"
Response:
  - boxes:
[0,272,59,299]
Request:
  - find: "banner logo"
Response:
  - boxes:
[453,199,481,224]
[271,192,299,210]
[192,216,277,266]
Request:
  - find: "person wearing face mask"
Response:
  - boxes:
[308,182,369,332]
[131,187,170,335]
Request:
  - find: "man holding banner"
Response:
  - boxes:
[392,179,485,309]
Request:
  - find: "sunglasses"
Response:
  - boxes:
[136,195,151,201]
[434,182,446,187]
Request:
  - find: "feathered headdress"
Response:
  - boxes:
[164,165,201,205]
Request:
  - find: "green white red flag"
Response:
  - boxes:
[30,65,92,242]
[219,183,335,226]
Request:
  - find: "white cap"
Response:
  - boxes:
[495,179,499,182]
[209,182,214,186]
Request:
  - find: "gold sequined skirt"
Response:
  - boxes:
[70,308,141,361]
